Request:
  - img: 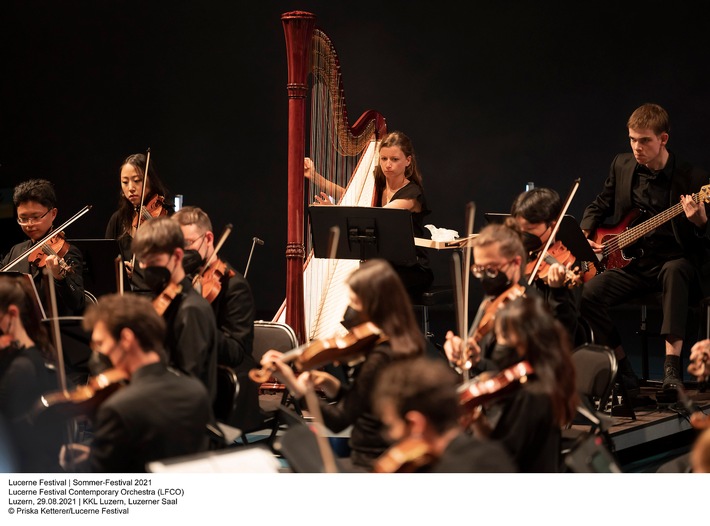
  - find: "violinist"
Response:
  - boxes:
[131,216,219,403]
[105,153,172,294]
[260,259,426,471]
[60,293,213,473]
[462,296,578,473]
[509,187,583,345]
[0,275,64,472]
[172,206,260,429]
[371,356,516,473]
[0,179,85,316]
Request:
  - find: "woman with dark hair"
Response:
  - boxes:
[259,258,426,471]
[306,131,434,301]
[467,294,578,472]
[0,275,63,472]
[105,153,172,293]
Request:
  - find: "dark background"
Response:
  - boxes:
[3,1,710,323]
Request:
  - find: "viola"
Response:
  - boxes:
[27,231,74,276]
[195,258,235,304]
[458,360,534,412]
[34,369,129,422]
[372,437,438,473]
[525,240,582,288]
[152,281,183,316]
[249,322,384,384]
[132,194,168,229]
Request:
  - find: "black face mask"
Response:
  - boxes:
[480,272,512,297]
[182,249,205,276]
[522,231,543,253]
[88,350,114,376]
[341,305,366,331]
[143,266,172,296]
[490,343,520,370]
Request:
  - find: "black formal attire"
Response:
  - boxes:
[485,379,561,473]
[105,211,150,294]
[580,151,710,348]
[0,345,64,472]
[312,342,413,471]
[205,261,261,431]
[89,362,212,472]
[418,432,518,473]
[383,183,434,301]
[0,237,85,316]
[161,277,219,403]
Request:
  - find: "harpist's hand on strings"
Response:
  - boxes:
[313,191,335,205]
[304,157,315,180]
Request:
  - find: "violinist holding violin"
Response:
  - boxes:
[259,259,426,471]
[0,275,65,472]
[371,356,516,473]
[60,293,213,473]
[105,153,172,294]
[0,179,85,316]
[172,206,260,429]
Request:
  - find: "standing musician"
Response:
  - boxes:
[306,131,434,301]
[131,216,219,403]
[509,187,584,345]
[1,179,85,316]
[259,259,426,471]
[105,153,172,294]
[172,206,260,429]
[0,275,64,472]
[580,103,710,395]
[60,293,213,473]
[443,222,578,377]
[371,356,517,473]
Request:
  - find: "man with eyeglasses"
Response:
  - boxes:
[171,206,260,431]
[443,223,578,379]
[0,179,85,316]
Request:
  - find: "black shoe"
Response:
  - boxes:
[617,370,640,398]
[662,359,682,391]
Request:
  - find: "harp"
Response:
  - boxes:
[276,11,387,344]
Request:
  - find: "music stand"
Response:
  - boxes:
[0,271,47,319]
[40,316,91,385]
[308,206,417,266]
[67,239,130,297]
[484,213,597,263]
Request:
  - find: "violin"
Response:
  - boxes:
[458,360,534,412]
[34,369,129,422]
[471,283,526,344]
[249,322,384,384]
[525,240,582,288]
[152,282,183,316]
[132,193,168,229]
[197,258,235,303]
[27,231,74,276]
[372,437,438,473]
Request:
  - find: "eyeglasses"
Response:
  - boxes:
[17,208,52,225]
[184,233,206,249]
[471,260,512,279]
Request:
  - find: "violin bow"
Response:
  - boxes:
[450,202,475,376]
[527,178,580,286]
[115,255,124,295]
[0,205,92,273]
[130,148,151,271]
[243,237,264,279]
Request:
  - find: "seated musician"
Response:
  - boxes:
[1,179,85,316]
[457,295,578,473]
[0,275,64,472]
[371,355,516,473]
[131,216,219,403]
[172,206,261,430]
[444,222,578,378]
[306,131,434,301]
[259,258,425,472]
[105,153,172,294]
[509,187,583,345]
[61,293,213,473]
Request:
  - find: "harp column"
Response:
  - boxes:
[282,11,316,343]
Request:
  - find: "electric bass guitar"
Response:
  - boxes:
[584,184,710,279]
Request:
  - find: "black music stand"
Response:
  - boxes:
[308,206,417,266]
[67,238,130,297]
[0,271,47,319]
[484,213,597,263]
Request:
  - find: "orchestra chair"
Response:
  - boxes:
[411,285,454,358]
[561,343,619,468]
[212,365,242,446]
[234,320,299,449]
